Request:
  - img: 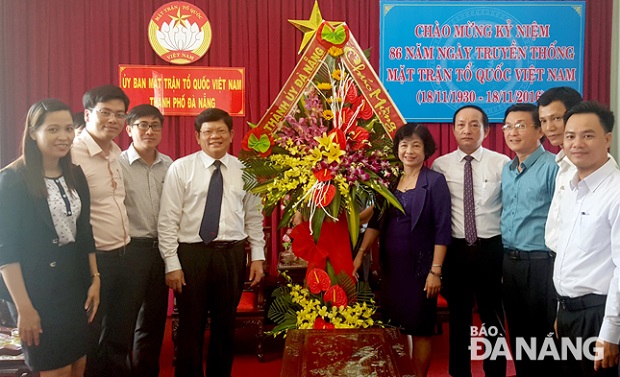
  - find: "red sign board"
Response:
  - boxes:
[118,65,245,116]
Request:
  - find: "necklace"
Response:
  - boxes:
[398,170,420,190]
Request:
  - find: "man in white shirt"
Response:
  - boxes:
[432,105,510,377]
[554,101,620,377]
[537,86,583,252]
[119,104,173,377]
[158,108,265,377]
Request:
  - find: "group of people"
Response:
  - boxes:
[352,87,620,377]
[0,84,265,377]
[0,82,618,377]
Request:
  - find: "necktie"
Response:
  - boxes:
[199,160,223,245]
[463,155,478,245]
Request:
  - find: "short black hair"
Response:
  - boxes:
[393,123,436,161]
[126,104,164,126]
[82,85,130,112]
[564,100,615,133]
[503,103,540,128]
[537,86,582,111]
[73,112,85,129]
[194,108,232,132]
[453,105,489,129]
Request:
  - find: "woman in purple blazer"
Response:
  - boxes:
[354,123,452,377]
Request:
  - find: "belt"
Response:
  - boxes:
[207,239,246,250]
[453,235,502,247]
[131,237,159,248]
[97,245,127,255]
[504,249,552,260]
[558,294,607,311]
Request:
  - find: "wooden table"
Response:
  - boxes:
[281,328,416,377]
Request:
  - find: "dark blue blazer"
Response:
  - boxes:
[369,165,452,277]
[0,164,95,306]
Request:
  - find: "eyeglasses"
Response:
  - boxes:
[132,122,163,131]
[502,123,531,132]
[200,129,229,137]
[91,108,127,120]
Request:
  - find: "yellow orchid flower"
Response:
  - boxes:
[315,132,336,150]
[324,145,346,164]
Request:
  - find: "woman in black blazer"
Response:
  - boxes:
[0,99,100,375]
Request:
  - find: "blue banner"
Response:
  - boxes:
[380,1,586,122]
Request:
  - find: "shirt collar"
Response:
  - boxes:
[556,149,575,171]
[555,148,566,163]
[456,146,484,162]
[570,158,616,192]
[77,130,121,158]
[127,143,162,165]
[198,151,230,169]
[509,144,545,172]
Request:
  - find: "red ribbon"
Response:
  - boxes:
[290,215,354,281]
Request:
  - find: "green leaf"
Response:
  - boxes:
[278,188,305,229]
[249,178,275,195]
[325,259,338,285]
[355,281,375,304]
[327,189,341,219]
[311,208,326,243]
[345,192,360,247]
[267,295,294,324]
[248,133,272,153]
[271,285,290,298]
[336,271,357,303]
[321,25,347,44]
[270,319,297,335]
[362,180,404,213]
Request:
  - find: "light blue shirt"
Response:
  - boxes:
[501,145,558,251]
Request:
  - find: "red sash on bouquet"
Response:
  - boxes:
[290,214,354,281]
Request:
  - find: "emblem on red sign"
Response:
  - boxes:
[148,1,212,65]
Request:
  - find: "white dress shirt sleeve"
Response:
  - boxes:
[599,202,620,343]
[158,162,185,273]
[244,192,266,262]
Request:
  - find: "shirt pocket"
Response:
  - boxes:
[575,212,600,251]
[478,180,501,206]
[227,184,246,215]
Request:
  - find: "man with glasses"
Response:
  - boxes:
[432,105,509,377]
[500,103,559,376]
[158,108,265,377]
[119,104,172,377]
[72,84,133,376]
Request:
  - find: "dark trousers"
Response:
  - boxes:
[86,244,148,377]
[556,294,617,377]
[174,241,246,377]
[131,239,168,377]
[502,250,559,377]
[443,236,506,377]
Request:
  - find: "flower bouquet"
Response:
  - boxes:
[267,262,380,336]
[241,14,406,335]
[240,44,403,248]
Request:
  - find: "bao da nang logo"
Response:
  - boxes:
[148,1,212,65]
